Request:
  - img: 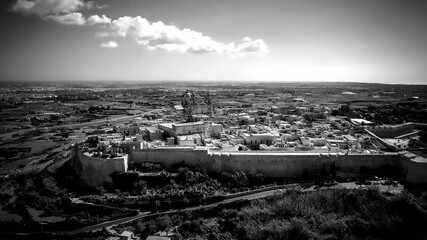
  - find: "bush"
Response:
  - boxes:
[129,161,164,172]
[133,189,427,240]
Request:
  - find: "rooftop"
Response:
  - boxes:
[173,121,205,127]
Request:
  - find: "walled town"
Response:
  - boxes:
[1,81,427,239]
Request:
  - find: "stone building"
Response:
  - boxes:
[158,121,223,143]
[180,90,213,121]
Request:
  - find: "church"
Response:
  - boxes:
[175,90,213,122]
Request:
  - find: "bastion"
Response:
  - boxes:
[71,145,427,187]
[70,144,128,187]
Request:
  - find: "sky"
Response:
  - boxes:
[1,0,427,84]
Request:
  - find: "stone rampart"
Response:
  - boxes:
[367,123,414,138]
[71,145,128,187]
[398,153,427,185]
[72,145,427,186]
[130,149,401,179]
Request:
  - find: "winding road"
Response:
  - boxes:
[58,181,407,235]
[58,188,282,234]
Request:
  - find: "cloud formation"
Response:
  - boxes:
[13,0,85,15]
[87,14,111,25]
[238,37,268,53]
[46,12,85,25]
[12,0,89,25]
[11,1,268,56]
[100,41,118,48]
[100,16,268,56]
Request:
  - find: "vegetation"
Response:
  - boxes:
[122,188,427,240]
[82,164,270,210]
[128,161,164,172]
[0,171,134,234]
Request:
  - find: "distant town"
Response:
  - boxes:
[1,81,427,239]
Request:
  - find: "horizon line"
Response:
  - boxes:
[1,79,426,86]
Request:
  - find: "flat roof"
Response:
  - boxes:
[174,105,184,110]
[158,123,173,129]
[173,121,204,127]
[351,119,374,125]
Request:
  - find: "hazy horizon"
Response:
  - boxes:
[2,79,427,87]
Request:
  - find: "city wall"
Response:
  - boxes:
[398,154,427,185]
[71,145,128,187]
[129,149,403,179]
[72,145,427,186]
[367,123,414,138]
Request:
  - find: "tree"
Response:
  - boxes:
[61,132,69,139]
[157,215,172,230]
[134,220,145,233]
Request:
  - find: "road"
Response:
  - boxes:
[59,182,408,234]
[57,188,282,234]
[0,108,164,139]
[31,182,410,235]
[60,211,149,235]
[222,189,279,203]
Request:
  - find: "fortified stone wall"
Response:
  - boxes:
[368,123,414,138]
[71,145,128,187]
[72,145,427,186]
[398,155,427,185]
[129,149,401,179]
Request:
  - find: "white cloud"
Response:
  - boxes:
[234,37,268,57]
[101,41,118,48]
[12,0,85,15]
[46,12,85,25]
[12,0,94,26]
[100,16,268,56]
[11,2,268,56]
[87,15,111,25]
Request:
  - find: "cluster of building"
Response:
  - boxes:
[73,90,427,186]
[79,89,425,156]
